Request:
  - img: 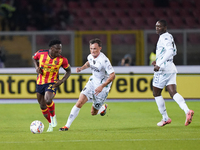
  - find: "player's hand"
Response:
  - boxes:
[76,67,81,73]
[154,65,160,72]
[53,80,63,88]
[36,67,43,75]
[95,85,103,96]
[151,61,156,66]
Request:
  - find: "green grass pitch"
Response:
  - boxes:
[0,101,199,150]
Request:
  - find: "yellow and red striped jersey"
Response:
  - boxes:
[33,49,69,85]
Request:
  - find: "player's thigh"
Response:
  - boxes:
[44,83,57,103]
[166,84,177,98]
[45,91,55,103]
[152,86,163,97]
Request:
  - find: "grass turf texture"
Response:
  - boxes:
[0,101,199,150]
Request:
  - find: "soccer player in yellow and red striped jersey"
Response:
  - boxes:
[32,39,71,132]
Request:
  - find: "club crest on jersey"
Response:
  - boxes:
[54,60,58,65]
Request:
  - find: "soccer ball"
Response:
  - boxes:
[30,120,44,134]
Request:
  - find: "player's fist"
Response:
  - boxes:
[154,65,160,72]
[36,67,43,75]
[151,61,156,66]
[76,67,82,73]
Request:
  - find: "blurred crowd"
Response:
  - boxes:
[0,0,73,31]
[0,0,171,32]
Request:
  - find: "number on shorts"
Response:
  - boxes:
[48,84,55,91]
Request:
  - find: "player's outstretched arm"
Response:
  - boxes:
[76,61,90,73]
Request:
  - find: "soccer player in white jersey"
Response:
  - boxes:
[59,38,115,131]
[152,20,194,127]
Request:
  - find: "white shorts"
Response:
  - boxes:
[81,79,109,110]
[153,72,177,89]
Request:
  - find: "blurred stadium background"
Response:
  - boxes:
[0,0,200,67]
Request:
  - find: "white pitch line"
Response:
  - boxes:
[0,138,200,144]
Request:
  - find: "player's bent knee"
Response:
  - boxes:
[153,91,162,97]
[45,99,52,105]
[153,92,158,97]
[40,103,47,110]
[76,102,84,108]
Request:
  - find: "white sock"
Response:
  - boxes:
[173,93,189,114]
[97,104,106,115]
[155,96,169,121]
[65,105,80,128]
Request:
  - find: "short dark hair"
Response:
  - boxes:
[89,38,102,47]
[158,20,167,27]
[49,39,61,47]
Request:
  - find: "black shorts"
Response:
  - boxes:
[36,83,57,95]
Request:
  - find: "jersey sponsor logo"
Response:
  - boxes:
[42,67,59,72]
[90,65,100,72]
[46,64,53,66]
